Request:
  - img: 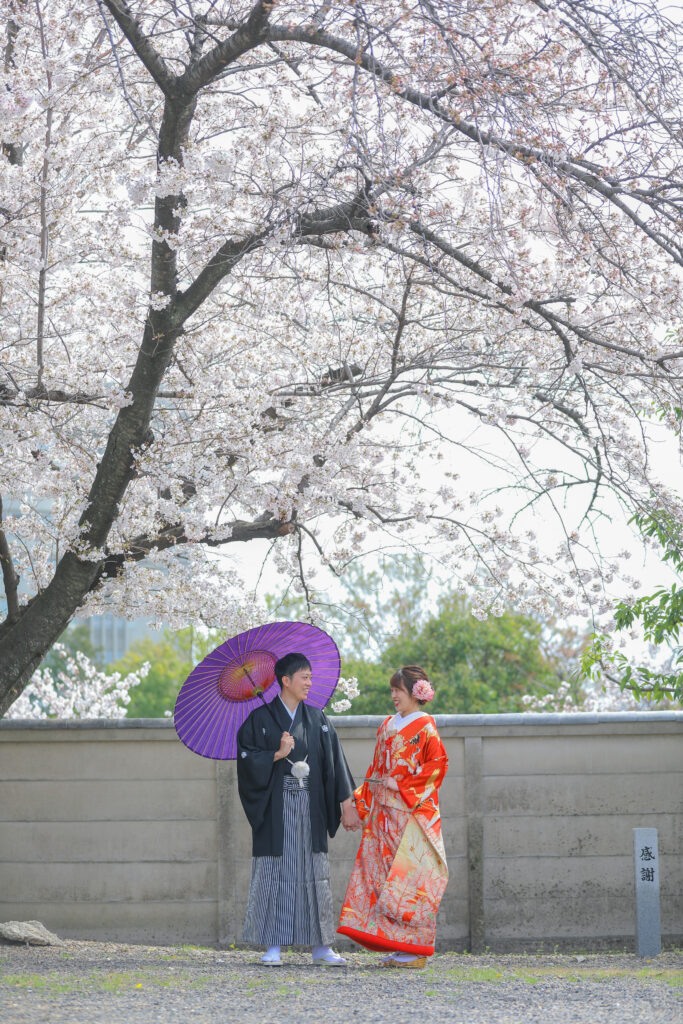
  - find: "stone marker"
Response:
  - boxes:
[633,827,661,957]
[0,920,65,946]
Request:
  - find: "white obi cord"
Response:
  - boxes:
[286,754,310,787]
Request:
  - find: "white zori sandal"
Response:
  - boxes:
[312,948,347,966]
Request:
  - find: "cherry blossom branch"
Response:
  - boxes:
[2,6,24,166]
[0,386,189,407]
[375,229,622,381]
[2,8,19,73]
[294,525,313,618]
[175,229,271,323]
[267,22,683,266]
[397,218,662,368]
[34,0,52,392]
[177,191,375,322]
[539,0,680,145]
[95,0,142,123]
[89,513,296,591]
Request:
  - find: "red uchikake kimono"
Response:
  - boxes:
[337,712,449,956]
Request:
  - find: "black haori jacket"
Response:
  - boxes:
[236,697,355,857]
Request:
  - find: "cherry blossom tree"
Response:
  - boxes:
[4,642,149,717]
[1,1,682,717]
[520,677,673,713]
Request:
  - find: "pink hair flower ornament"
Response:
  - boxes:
[412,679,435,702]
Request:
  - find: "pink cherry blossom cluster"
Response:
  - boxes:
[412,679,435,703]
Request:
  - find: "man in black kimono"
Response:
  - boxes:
[237,651,361,966]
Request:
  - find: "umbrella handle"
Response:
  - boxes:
[241,665,283,732]
[257,689,284,731]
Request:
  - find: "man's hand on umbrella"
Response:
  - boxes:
[274,732,295,762]
[341,797,362,831]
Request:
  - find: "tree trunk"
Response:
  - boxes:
[0,92,195,716]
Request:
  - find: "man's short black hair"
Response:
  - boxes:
[274,652,312,687]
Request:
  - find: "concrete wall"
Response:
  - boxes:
[0,713,681,950]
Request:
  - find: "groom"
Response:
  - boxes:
[237,652,361,965]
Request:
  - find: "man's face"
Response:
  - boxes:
[282,667,312,703]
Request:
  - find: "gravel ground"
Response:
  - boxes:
[0,941,681,1024]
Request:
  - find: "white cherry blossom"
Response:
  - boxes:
[1,1,682,717]
[5,643,149,719]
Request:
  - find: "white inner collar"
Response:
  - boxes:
[391,710,427,732]
[278,695,298,721]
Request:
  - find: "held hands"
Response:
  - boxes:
[341,797,362,832]
[273,731,295,762]
[384,776,399,792]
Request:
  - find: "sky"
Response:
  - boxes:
[220,400,682,663]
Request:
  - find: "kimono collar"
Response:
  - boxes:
[390,710,428,733]
[278,694,300,723]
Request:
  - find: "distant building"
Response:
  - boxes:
[85,613,156,665]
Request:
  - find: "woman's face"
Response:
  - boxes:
[391,680,420,716]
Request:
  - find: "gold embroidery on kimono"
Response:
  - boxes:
[338,714,448,955]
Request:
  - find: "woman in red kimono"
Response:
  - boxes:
[338,666,448,968]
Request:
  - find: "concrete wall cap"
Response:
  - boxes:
[1,710,681,731]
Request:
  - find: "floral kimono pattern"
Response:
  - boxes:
[338,714,448,956]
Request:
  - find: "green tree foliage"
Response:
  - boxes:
[109,627,220,718]
[270,553,582,714]
[582,508,683,705]
[342,594,578,715]
[337,659,390,716]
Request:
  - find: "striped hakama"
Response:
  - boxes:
[243,774,335,946]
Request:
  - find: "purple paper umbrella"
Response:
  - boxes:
[173,621,341,760]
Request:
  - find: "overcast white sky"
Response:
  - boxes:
[221,402,682,657]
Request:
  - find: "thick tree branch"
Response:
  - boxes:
[90,513,296,590]
[176,229,270,324]
[177,0,276,93]
[178,191,375,323]
[78,85,197,552]
[0,385,189,407]
[100,0,174,94]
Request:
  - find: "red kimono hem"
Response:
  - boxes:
[337,925,434,957]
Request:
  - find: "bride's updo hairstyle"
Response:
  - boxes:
[390,666,435,706]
